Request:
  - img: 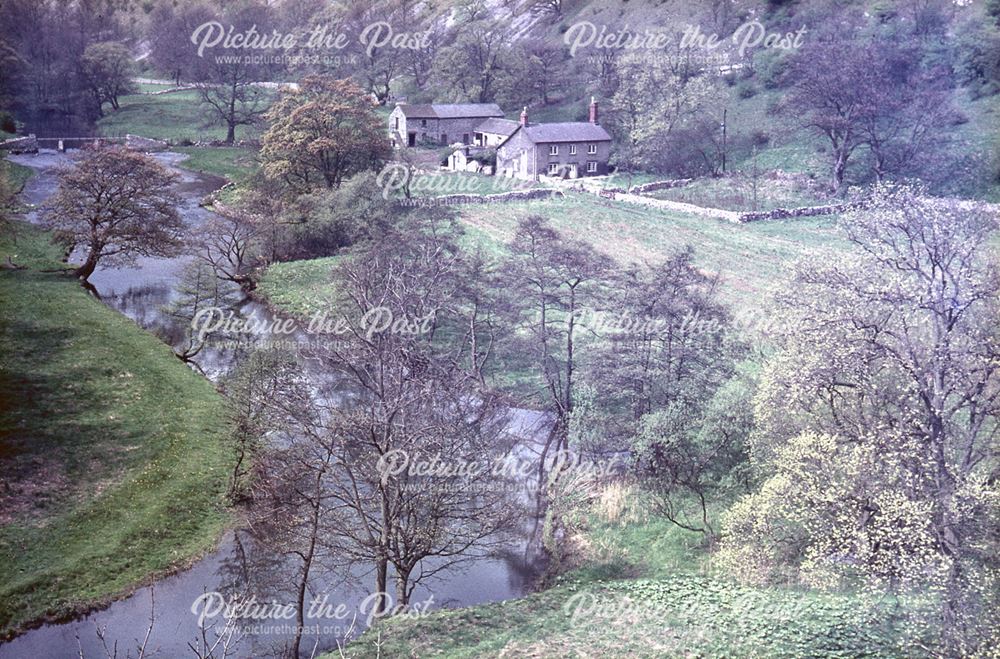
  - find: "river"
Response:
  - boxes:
[0,150,549,658]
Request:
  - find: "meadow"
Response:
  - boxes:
[260,191,850,322]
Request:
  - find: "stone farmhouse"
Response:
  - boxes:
[390,102,504,147]
[495,99,612,180]
[390,98,614,180]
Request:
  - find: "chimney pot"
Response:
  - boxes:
[520,106,528,127]
[589,97,599,125]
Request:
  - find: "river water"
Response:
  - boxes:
[0,150,549,658]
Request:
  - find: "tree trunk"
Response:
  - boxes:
[74,251,99,281]
[374,557,389,616]
[394,565,412,609]
[832,149,848,193]
[226,122,236,145]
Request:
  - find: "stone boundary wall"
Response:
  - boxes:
[603,178,693,195]
[145,85,199,96]
[594,189,740,223]
[737,203,853,223]
[611,192,741,222]
[407,188,563,206]
[0,135,38,154]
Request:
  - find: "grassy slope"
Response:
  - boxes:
[173,146,260,182]
[259,195,848,318]
[457,194,847,313]
[1,159,34,192]
[257,256,341,318]
[95,89,265,143]
[333,494,903,658]
[0,223,233,637]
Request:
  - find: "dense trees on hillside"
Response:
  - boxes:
[2,0,997,191]
[784,34,957,192]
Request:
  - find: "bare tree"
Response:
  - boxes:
[504,216,610,456]
[75,589,156,659]
[193,2,273,144]
[251,216,519,632]
[162,261,244,370]
[784,36,956,192]
[196,206,266,292]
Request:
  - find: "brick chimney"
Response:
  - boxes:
[520,106,528,127]
[589,96,599,124]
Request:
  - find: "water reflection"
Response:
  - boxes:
[0,150,549,658]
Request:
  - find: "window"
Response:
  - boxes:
[569,144,577,155]
[587,143,597,154]
[421,119,427,127]
[587,161,598,173]
[548,163,560,175]
[463,133,470,144]
[394,117,399,130]
[549,145,559,155]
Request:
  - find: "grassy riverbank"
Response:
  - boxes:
[332,486,908,658]
[93,88,263,183]
[0,223,234,637]
[174,146,259,182]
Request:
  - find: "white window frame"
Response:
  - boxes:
[587,161,598,173]
[549,145,559,155]
[569,144,577,155]
[587,143,597,154]
[547,162,560,175]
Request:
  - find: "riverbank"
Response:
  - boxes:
[332,485,907,658]
[0,222,234,638]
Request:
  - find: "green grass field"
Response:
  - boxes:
[647,173,830,212]
[457,194,849,313]
[92,88,264,183]
[259,194,849,318]
[258,255,341,317]
[96,89,269,143]
[0,223,234,637]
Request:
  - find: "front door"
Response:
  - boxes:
[408,132,416,147]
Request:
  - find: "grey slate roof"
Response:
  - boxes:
[397,103,504,120]
[475,118,520,136]
[397,104,437,118]
[521,122,612,143]
[432,103,503,119]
